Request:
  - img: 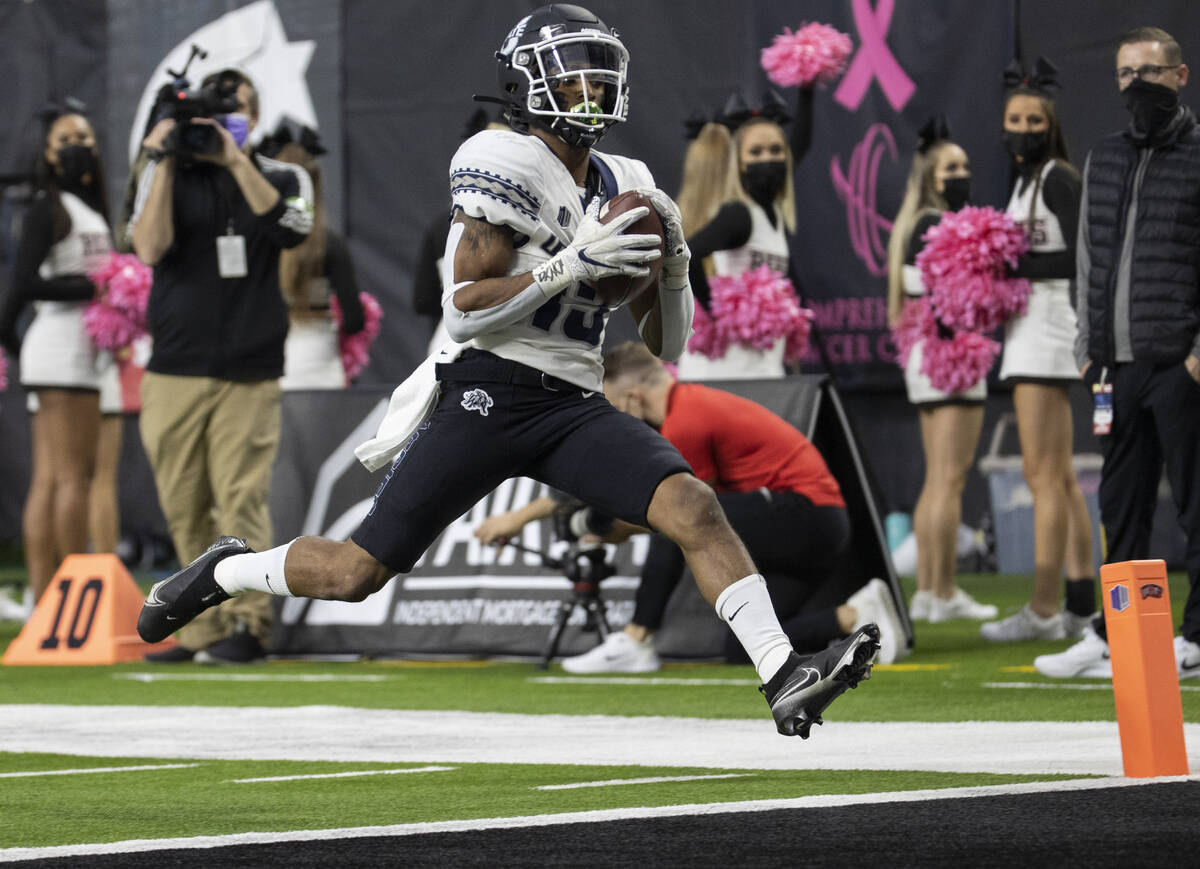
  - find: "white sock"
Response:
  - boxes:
[214,540,295,597]
[715,574,793,682]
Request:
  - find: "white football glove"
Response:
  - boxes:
[532,197,662,297]
[634,187,691,290]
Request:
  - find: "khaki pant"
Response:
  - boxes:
[140,372,281,648]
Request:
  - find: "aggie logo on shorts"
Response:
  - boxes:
[461,388,493,416]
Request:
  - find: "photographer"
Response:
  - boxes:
[128,68,312,663]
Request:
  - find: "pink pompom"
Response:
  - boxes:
[330,291,383,383]
[688,265,813,361]
[891,298,933,367]
[761,22,853,89]
[920,329,999,394]
[686,299,728,359]
[84,252,152,351]
[916,206,1031,335]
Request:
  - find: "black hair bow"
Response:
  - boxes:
[916,115,952,154]
[297,125,327,156]
[718,90,792,132]
[1003,56,1060,94]
[38,96,88,129]
[257,124,293,159]
[683,110,710,141]
[259,121,327,159]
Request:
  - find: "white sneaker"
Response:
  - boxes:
[847,578,907,665]
[561,631,661,674]
[928,588,999,623]
[0,591,29,622]
[909,590,934,622]
[1174,635,1200,680]
[1061,610,1097,640]
[1033,625,1112,678]
[980,605,1065,642]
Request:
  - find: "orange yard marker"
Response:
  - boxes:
[1101,559,1189,777]
[2,554,177,666]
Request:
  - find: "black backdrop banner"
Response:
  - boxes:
[756,0,1016,389]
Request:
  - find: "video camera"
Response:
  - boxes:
[149,44,242,156]
[551,500,616,544]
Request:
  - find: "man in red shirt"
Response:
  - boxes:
[476,341,904,671]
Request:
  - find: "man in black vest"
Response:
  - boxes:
[1036,26,1200,681]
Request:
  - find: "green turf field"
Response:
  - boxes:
[0,572,1196,853]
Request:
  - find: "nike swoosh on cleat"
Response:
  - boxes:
[774,667,821,703]
[144,584,167,607]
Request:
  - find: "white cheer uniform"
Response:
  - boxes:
[281,275,346,390]
[676,200,790,381]
[19,190,115,395]
[999,160,1080,381]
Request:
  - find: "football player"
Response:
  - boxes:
[136,3,879,737]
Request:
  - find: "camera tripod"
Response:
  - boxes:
[503,540,616,669]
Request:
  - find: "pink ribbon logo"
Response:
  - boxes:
[834,0,916,113]
[830,123,897,277]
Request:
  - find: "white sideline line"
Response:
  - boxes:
[529,677,759,687]
[230,765,455,784]
[0,763,199,779]
[403,575,640,591]
[114,673,390,683]
[11,706,1200,775]
[1,776,1191,863]
[536,774,750,790]
[983,681,1200,692]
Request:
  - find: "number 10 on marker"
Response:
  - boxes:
[39,576,104,650]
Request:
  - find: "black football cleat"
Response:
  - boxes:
[137,536,248,643]
[760,624,881,738]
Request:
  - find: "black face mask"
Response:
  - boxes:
[1003,130,1050,165]
[941,176,971,212]
[1123,78,1180,139]
[55,145,96,188]
[742,160,787,202]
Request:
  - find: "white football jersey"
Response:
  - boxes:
[448,129,655,391]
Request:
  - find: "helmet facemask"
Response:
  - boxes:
[505,28,629,147]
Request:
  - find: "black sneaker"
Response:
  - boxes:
[194,628,266,665]
[136,536,248,643]
[760,624,880,738]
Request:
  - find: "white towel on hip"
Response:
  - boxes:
[354,342,465,472]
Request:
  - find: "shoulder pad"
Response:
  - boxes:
[450,130,544,229]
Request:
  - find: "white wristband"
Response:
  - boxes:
[532,252,575,297]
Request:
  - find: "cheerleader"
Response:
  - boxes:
[983,60,1095,642]
[2,103,114,604]
[268,131,365,389]
[675,90,810,379]
[886,123,998,623]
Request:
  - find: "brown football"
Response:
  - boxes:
[590,191,665,308]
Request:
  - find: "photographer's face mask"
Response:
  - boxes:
[220,113,251,149]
